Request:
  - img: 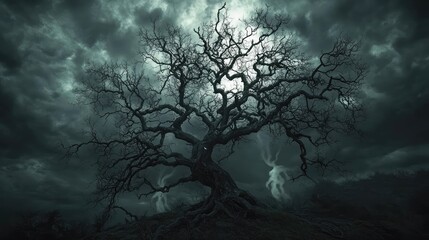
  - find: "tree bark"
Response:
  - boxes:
[154,143,260,239]
[189,143,259,216]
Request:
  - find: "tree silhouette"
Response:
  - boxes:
[68,3,365,230]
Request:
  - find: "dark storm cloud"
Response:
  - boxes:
[134,6,165,26]
[0,0,102,225]
[0,0,428,226]
[55,0,123,49]
[263,0,429,173]
[0,35,22,71]
[1,0,53,25]
[0,80,54,158]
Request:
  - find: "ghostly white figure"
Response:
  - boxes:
[257,132,291,201]
[152,170,175,213]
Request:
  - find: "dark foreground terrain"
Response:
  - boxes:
[82,206,426,240]
[3,171,428,240]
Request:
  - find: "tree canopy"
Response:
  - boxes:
[68,4,365,230]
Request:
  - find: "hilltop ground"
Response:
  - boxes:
[83,206,424,240]
[3,171,428,240]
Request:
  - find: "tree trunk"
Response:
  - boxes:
[153,143,261,238]
[189,143,259,218]
[192,151,240,198]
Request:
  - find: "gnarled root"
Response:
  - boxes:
[152,190,261,240]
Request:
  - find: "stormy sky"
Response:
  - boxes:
[1,0,428,227]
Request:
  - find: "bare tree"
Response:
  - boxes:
[68,3,365,229]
